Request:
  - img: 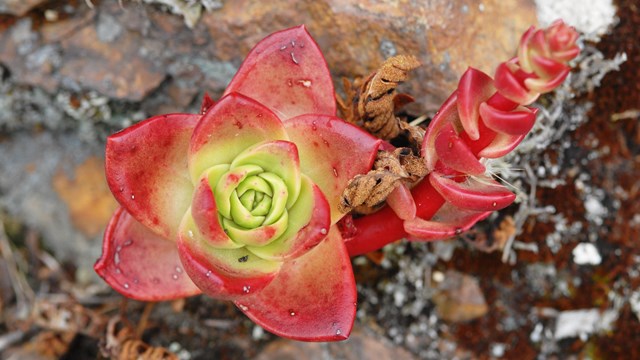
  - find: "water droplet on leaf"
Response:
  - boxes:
[297,79,312,88]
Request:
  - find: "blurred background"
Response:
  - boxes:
[0,0,638,359]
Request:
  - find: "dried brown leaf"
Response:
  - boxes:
[103,316,178,360]
[338,55,421,141]
[32,298,106,338]
[6,331,76,360]
[339,148,428,215]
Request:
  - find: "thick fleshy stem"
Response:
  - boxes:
[344,20,579,256]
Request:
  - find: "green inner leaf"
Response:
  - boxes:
[251,195,272,216]
[230,141,301,209]
[239,189,256,209]
[229,190,265,228]
[222,211,288,247]
[247,175,318,261]
[236,175,273,197]
[259,172,288,225]
[214,164,263,219]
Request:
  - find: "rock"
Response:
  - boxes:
[255,328,417,360]
[52,157,118,238]
[554,309,618,340]
[432,270,489,322]
[0,132,105,284]
[58,20,166,101]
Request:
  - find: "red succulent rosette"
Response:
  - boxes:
[344,20,580,255]
[95,26,381,341]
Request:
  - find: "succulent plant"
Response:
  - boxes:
[95,26,381,341]
[343,20,580,255]
[96,21,580,341]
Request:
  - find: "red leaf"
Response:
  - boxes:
[434,123,486,176]
[405,203,491,241]
[429,173,515,211]
[456,67,495,140]
[284,114,381,223]
[106,113,199,239]
[95,208,201,301]
[479,103,537,135]
[188,93,288,182]
[236,227,356,341]
[224,25,336,120]
[386,184,416,220]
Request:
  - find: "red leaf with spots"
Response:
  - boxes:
[106,113,199,239]
[235,227,356,341]
[95,208,201,301]
[224,25,336,120]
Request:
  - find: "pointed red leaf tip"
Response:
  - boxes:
[530,55,568,78]
[95,208,201,301]
[284,114,382,224]
[177,213,281,300]
[235,227,356,341]
[224,25,336,120]
[477,131,526,159]
[429,172,515,212]
[494,62,539,105]
[479,102,537,135]
[457,67,495,140]
[188,93,288,182]
[405,203,491,241]
[200,93,215,114]
[525,67,570,93]
[106,113,199,240]
[190,175,238,248]
[434,123,486,176]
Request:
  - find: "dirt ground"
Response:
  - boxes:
[0,0,638,359]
